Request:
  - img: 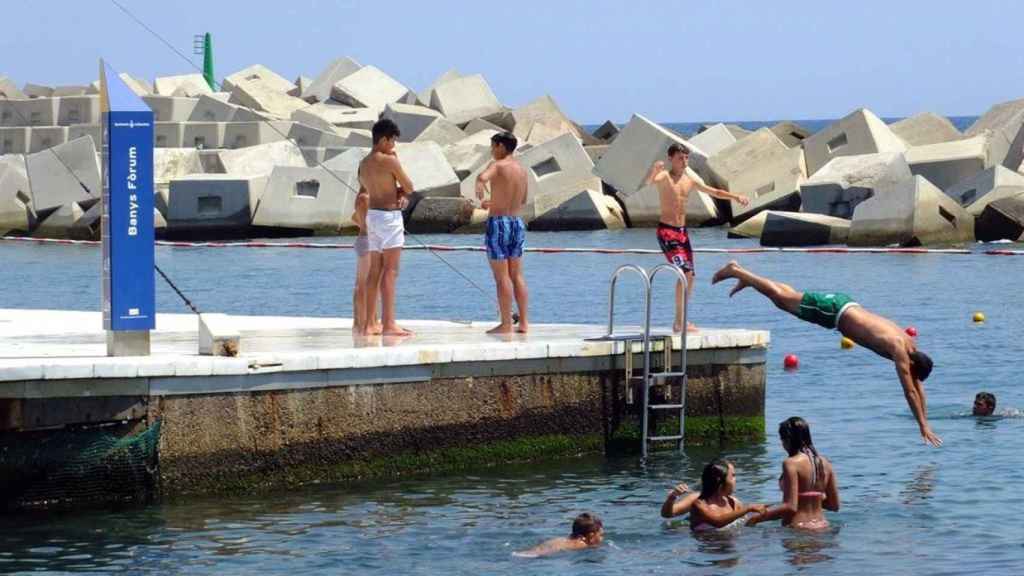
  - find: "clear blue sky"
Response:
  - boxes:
[3,0,1023,124]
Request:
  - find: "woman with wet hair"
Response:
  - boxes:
[688,458,766,532]
[747,417,840,530]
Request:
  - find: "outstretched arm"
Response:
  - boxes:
[693,499,765,528]
[694,181,750,206]
[661,484,699,518]
[747,460,798,526]
[895,351,941,447]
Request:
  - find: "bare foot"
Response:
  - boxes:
[515,322,529,334]
[687,322,699,333]
[488,323,515,334]
[711,261,749,297]
[364,323,383,336]
[382,325,413,337]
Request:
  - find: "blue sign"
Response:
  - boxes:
[101,61,155,331]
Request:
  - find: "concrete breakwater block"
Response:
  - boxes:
[251,166,358,232]
[302,56,362,103]
[442,142,490,181]
[154,148,204,200]
[965,97,1024,170]
[413,117,466,147]
[25,136,100,210]
[904,135,990,191]
[142,96,198,122]
[118,73,152,97]
[593,113,708,196]
[406,196,474,233]
[848,175,974,247]
[758,211,850,247]
[890,112,962,146]
[222,64,296,95]
[802,108,906,176]
[228,76,310,118]
[511,95,597,147]
[180,122,226,150]
[56,96,99,126]
[706,127,806,224]
[0,76,26,100]
[218,140,305,176]
[222,120,297,149]
[167,174,268,234]
[31,201,88,239]
[0,98,58,127]
[0,155,34,235]
[189,94,269,123]
[769,121,811,148]
[800,152,913,219]
[529,188,626,231]
[295,103,375,131]
[331,66,414,110]
[592,120,619,143]
[155,122,184,148]
[154,73,213,97]
[944,165,1024,216]
[198,313,240,357]
[28,126,68,153]
[727,210,767,239]
[689,123,738,157]
[67,125,102,150]
[976,192,1024,242]
[394,141,460,198]
[287,123,347,148]
[382,102,443,141]
[428,74,504,126]
[417,69,461,108]
[0,127,29,154]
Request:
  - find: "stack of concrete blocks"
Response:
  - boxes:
[302,57,362,103]
[251,166,359,233]
[688,123,738,157]
[848,175,974,247]
[413,117,466,146]
[592,121,620,143]
[222,64,296,95]
[964,98,1024,171]
[154,148,204,213]
[427,74,505,127]
[801,108,906,176]
[382,102,444,141]
[757,211,851,246]
[189,94,269,123]
[218,140,306,177]
[223,121,295,150]
[0,155,34,235]
[228,74,310,119]
[0,127,28,154]
[706,128,807,224]
[903,135,991,191]
[511,95,597,147]
[800,152,913,219]
[769,121,811,148]
[593,114,717,227]
[945,166,1024,241]
[25,136,100,215]
[889,113,962,146]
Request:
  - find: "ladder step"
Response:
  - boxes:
[648,403,684,410]
[646,434,684,442]
[650,372,687,379]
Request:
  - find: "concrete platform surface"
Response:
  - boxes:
[0,309,768,383]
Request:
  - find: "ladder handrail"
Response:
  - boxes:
[605,264,650,337]
[647,264,690,456]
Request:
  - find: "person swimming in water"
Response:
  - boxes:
[514,512,604,557]
[746,417,840,530]
[973,392,997,416]
[689,459,766,532]
[711,261,941,447]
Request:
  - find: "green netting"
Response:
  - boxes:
[0,420,161,510]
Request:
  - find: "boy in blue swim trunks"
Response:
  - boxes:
[476,132,529,334]
[712,261,942,448]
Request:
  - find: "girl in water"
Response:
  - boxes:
[746,417,840,530]
[689,458,766,532]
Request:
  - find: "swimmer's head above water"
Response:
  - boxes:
[570,512,604,546]
[909,350,933,381]
[666,143,690,172]
[973,392,997,416]
[778,417,816,456]
[699,458,735,500]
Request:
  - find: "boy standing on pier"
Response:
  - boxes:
[475,132,530,334]
[645,144,749,332]
[360,119,415,336]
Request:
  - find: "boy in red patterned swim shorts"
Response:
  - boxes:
[645,144,749,332]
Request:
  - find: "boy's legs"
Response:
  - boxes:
[711,260,803,315]
[673,271,696,333]
[354,252,374,332]
[380,247,412,336]
[364,251,384,335]
[488,258,515,334]
[508,256,529,333]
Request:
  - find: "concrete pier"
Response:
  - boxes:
[0,309,768,504]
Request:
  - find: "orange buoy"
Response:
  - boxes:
[973,312,986,324]
[840,337,855,349]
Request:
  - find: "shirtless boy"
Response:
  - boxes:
[350,187,378,334]
[475,131,529,334]
[646,144,749,332]
[514,513,604,557]
[360,118,415,336]
[712,261,941,447]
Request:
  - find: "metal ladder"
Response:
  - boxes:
[586,264,690,459]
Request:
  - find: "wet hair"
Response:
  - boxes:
[571,512,603,539]
[491,131,518,154]
[909,350,933,381]
[371,118,401,144]
[698,458,732,500]
[667,143,690,157]
[779,416,823,484]
[976,392,996,409]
